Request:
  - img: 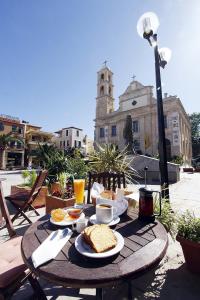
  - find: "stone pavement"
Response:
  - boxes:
[0,171,200,299]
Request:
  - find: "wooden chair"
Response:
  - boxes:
[5,170,48,224]
[87,171,126,204]
[0,181,47,300]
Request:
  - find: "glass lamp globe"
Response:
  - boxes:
[159,47,172,63]
[137,12,159,38]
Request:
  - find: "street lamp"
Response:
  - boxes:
[137,12,172,199]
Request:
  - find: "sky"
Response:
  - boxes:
[0,0,200,138]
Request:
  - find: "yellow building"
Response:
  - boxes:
[0,114,25,169]
[25,124,54,167]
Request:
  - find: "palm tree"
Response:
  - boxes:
[0,133,24,169]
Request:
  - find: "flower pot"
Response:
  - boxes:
[11,185,48,208]
[45,195,75,214]
[176,235,200,273]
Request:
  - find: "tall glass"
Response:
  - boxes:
[73,179,85,206]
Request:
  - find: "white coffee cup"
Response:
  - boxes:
[96,204,117,224]
[72,218,88,233]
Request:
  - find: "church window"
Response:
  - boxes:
[100,86,104,96]
[78,141,81,148]
[109,86,112,96]
[63,141,65,148]
[101,73,104,80]
[108,75,111,82]
[111,125,117,137]
[60,141,62,148]
[67,140,69,147]
[76,130,79,137]
[66,130,68,136]
[74,140,77,147]
[133,120,139,133]
[100,128,105,138]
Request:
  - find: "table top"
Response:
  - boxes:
[21,206,168,288]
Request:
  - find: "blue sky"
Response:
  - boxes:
[0,0,199,138]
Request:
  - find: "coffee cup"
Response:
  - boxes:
[72,218,88,233]
[96,204,117,224]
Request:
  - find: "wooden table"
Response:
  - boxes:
[21,206,168,299]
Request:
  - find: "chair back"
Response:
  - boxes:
[28,170,48,204]
[87,172,126,204]
[0,182,16,238]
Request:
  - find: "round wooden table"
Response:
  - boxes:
[21,206,168,299]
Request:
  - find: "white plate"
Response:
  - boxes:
[50,212,85,226]
[96,198,128,216]
[89,214,120,226]
[75,231,124,258]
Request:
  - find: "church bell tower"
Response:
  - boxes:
[96,63,114,119]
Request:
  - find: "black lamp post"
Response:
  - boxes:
[137,12,172,199]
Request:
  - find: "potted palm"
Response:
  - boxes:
[176,210,200,273]
[45,152,89,214]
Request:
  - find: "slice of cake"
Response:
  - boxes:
[83,224,117,253]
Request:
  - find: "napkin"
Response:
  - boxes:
[91,182,104,198]
[32,228,72,268]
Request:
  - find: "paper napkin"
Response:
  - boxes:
[32,228,72,268]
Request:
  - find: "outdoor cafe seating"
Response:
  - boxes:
[0,172,168,300]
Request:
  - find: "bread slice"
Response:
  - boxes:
[83,224,117,253]
[100,190,115,200]
[83,225,99,245]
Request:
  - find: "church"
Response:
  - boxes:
[94,65,192,164]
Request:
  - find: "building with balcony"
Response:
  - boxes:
[25,124,54,167]
[0,114,25,169]
[95,66,192,164]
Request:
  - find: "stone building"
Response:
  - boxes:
[94,66,192,164]
[55,127,85,150]
[54,127,94,156]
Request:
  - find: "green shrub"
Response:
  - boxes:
[177,210,200,242]
[154,198,177,239]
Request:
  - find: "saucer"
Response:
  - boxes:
[89,214,120,226]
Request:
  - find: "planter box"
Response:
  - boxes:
[176,235,200,273]
[11,185,48,208]
[46,195,75,214]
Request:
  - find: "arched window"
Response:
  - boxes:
[100,86,104,96]
[109,86,112,96]
[101,73,104,80]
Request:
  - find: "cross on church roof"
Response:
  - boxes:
[132,74,136,80]
[103,60,108,67]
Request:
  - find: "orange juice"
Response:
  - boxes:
[73,179,85,205]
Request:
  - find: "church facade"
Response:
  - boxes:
[94,66,192,164]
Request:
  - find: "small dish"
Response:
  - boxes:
[89,214,120,226]
[67,207,83,218]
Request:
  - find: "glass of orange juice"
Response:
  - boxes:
[73,179,85,206]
